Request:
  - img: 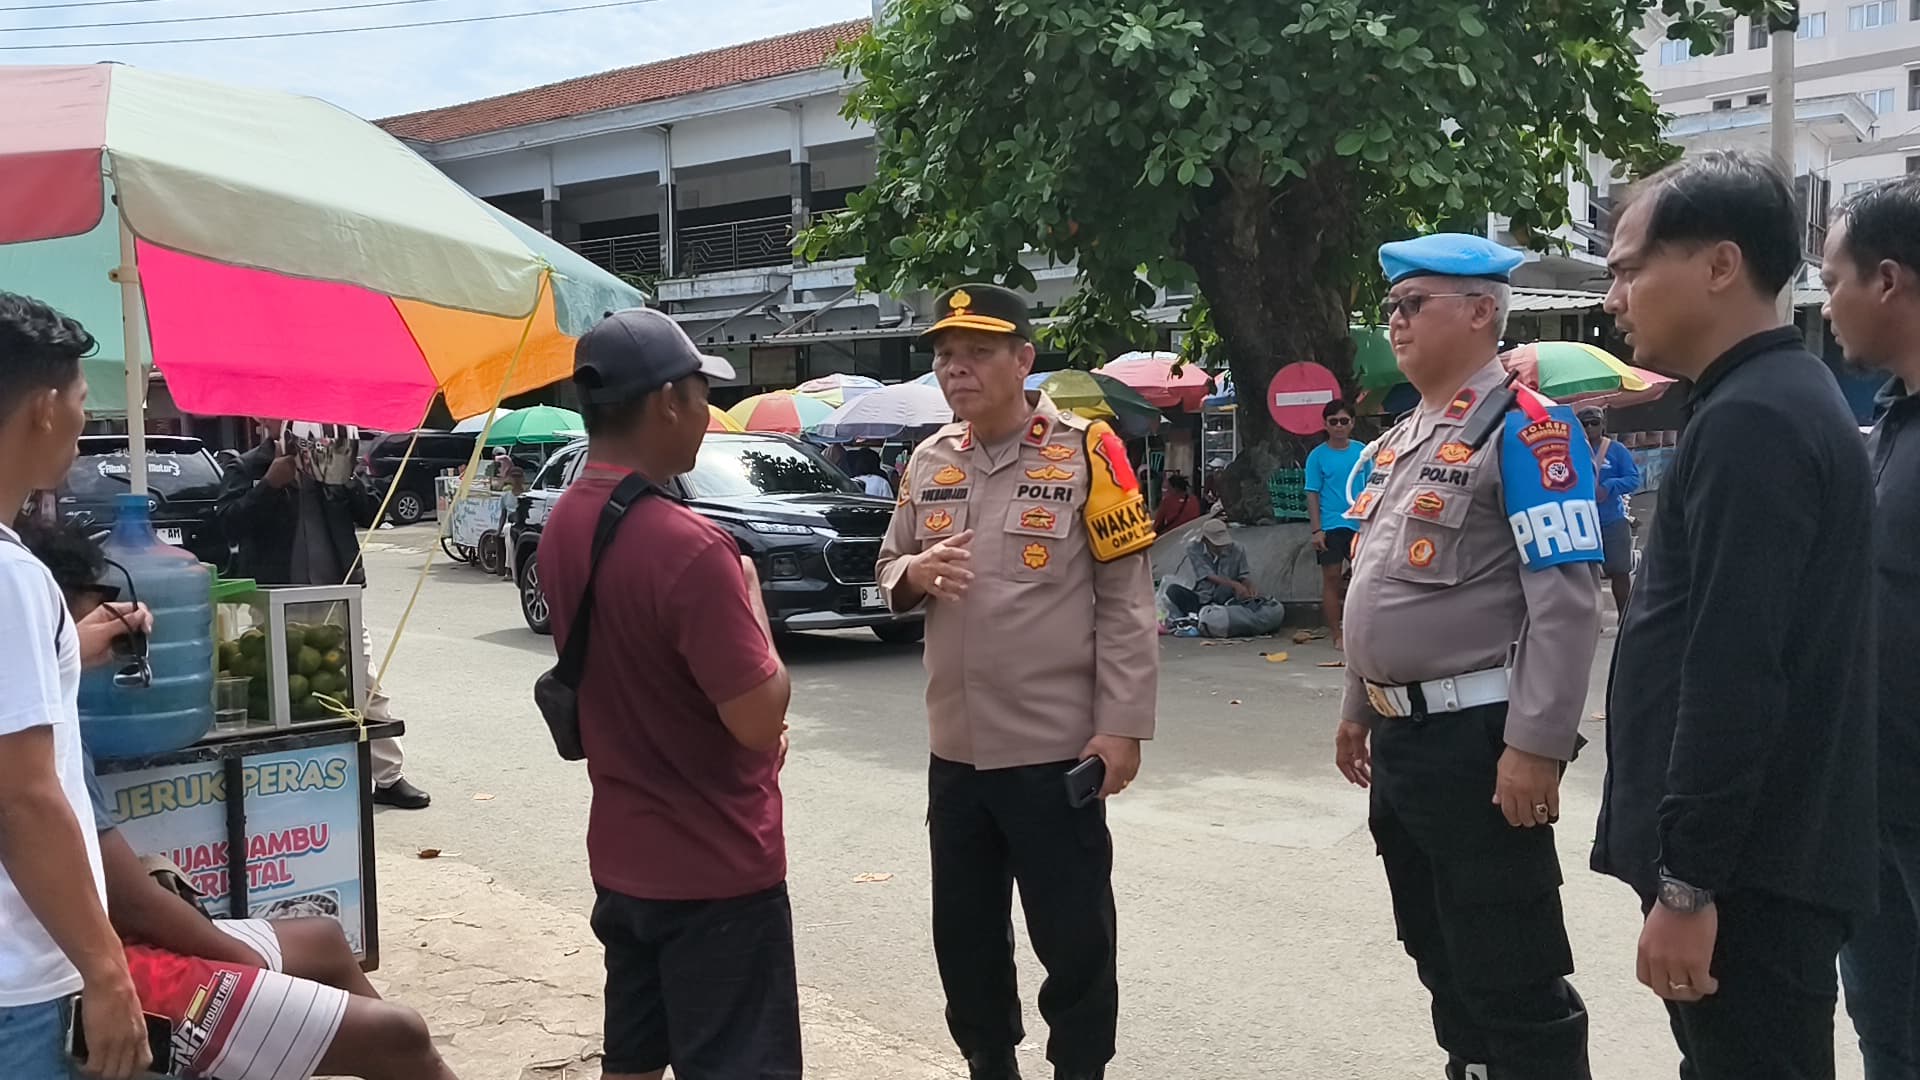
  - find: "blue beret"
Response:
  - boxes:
[1378,233,1526,285]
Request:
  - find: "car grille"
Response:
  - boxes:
[824,538,881,585]
[823,505,892,538]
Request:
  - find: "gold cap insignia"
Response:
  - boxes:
[949,288,973,315]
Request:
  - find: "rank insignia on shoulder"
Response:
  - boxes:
[1374,448,1397,468]
[1408,538,1437,568]
[1436,442,1474,465]
[925,509,954,532]
[1024,416,1052,446]
[1022,542,1051,570]
[1039,443,1075,462]
[1445,388,1477,420]
[933,464,968,486]
[1026,464,1074,482]
[1020,506,1057,531]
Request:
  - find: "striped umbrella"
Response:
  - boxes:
[1501,342,1654,400]
[0,64,644,441]
[812,382,952,441]
[795,373,885,407]
[727,391,837,434]
[708,404,745,433]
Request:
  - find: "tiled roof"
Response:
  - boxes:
[379,19,870,144]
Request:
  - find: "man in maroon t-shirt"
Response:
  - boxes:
[538,308,798,1080]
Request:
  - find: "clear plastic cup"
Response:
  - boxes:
[213,676,251,734]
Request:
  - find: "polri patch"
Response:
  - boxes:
[1026,464,1075,482]
[933,464,968,486]
[1039,443,1075,462]
[1020,506,1057,531]
[1410,491,1446,519]
[1518,418,1576,493]
[1436,442,1474,465]
[1022,542,1051,570]
[924,510,954,532]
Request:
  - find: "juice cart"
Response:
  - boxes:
[94,583,395,967]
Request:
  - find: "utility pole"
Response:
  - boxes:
[1771,3,1798,322]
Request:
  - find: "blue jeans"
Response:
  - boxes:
[0,996,81,1080]
[1842,824,1920,1080]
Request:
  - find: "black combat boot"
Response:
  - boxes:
[1053,1066,1104,1080]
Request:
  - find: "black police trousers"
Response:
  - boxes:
[1369,703,1591,1080]
[928,754,1118,1074]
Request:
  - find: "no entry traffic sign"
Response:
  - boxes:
[1267,362,1341,435]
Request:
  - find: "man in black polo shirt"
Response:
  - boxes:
[1821,176,1920,1080]
[1596,150,1877,1078]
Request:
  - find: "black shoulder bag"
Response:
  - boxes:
[534,473,652,760]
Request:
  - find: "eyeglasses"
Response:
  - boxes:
[1378,293,1481,322]
[1326,417,1353,426]
[101,558,151,690]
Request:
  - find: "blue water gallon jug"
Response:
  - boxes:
[79,493,215,758]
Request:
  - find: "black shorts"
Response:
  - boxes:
[1318,527,1357,567]
[591,881,802,1079]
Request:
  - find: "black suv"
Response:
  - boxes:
[507,434,924,645]
[58,435,229,568]
[358,430,481,526]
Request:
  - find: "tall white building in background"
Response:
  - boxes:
[1644,4,1920,201]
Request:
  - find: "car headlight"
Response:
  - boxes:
[746,520,813,535]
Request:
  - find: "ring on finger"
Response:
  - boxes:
[1533,802,1551,818]
[935,574,945,589]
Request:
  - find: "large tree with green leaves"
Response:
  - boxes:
[801,0,1787,519]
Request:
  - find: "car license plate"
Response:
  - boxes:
[860,586,884,609]
[157,527,184,546]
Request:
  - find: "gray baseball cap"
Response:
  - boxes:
[573,308,735,405]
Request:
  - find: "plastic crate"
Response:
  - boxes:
[1268,468,1309,522]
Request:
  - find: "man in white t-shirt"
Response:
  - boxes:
[0,292,151,1080]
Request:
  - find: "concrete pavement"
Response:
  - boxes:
[354,525,1863,1079]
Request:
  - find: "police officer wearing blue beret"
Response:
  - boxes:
[1334,233,1604,1080]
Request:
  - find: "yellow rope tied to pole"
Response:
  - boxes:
[368,268,552,704]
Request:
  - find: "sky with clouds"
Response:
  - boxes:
[2,0,873,118]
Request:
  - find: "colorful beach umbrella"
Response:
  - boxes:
[1099,352,1215,412]
[813,382,953,441]
[709,405,745,433]
[0,64,646,440]
[480,405,585,447]
[1501,342,1653,400]
[1024,370,1163,438]
[727,391,836,434]
[795,373,884,407]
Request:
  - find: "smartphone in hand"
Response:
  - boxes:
[1065,756,1106,808]
[68,997,176,1075]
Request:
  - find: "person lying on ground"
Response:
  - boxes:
[18,516,460,1080]
[1165,516,1257,616]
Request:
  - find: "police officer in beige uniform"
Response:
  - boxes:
[877,284,1158,1080]
[1333,235,1604,1080]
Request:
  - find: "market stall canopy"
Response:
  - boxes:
[812,382,952,441]
[1099,352,1215,411]
[453,408,514,434]
[480,405,584,447]
[795,373,884,408]
[0,64,645,430]
[728,391,835,434]
[1024,370,1162,439]
[1500,342,1662,401]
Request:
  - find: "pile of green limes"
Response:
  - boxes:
[217,621,352,722]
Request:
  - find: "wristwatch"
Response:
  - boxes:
[1656,869,1714,914]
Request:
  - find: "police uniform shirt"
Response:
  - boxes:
[877,394,1159,770]
[1340,358,1602,761]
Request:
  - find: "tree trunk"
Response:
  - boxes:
[1183,160,1365,524]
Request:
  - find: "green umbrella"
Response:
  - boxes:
[1026,370,1163,438]
[481,405,585,447]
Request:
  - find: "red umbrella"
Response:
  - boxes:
[1098,352,1215,412]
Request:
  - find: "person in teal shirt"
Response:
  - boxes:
[1303,399,1365,648]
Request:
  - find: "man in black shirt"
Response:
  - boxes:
[218,421,430,810]
[1820,176,1920,1080]
[1597,151,1876,1078]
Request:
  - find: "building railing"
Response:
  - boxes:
[681,214,795,275]
[569,232,661,279]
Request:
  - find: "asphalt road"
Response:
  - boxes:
[357,525,1864,1079]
